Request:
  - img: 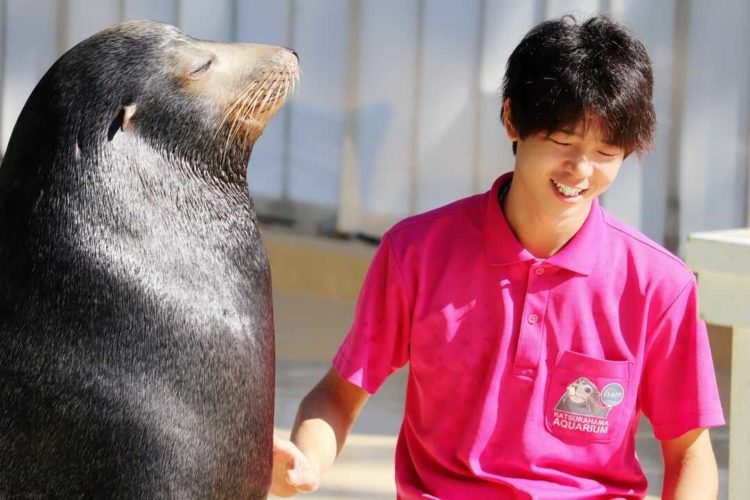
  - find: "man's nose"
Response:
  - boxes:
[569,156,594,177]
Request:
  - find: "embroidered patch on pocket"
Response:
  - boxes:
[545,351,632,444]
[551,378,625,435]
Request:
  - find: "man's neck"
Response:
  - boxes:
[502,183,591,259]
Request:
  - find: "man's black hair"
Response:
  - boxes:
[501,15,655,155]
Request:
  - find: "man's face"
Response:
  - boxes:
[507,118,626,221]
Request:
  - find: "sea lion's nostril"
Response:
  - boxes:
[285,47,299,61]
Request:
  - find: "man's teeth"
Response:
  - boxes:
[553,180,583,197]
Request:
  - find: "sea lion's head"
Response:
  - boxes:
[564,377,599,405]
[4,20,298,184]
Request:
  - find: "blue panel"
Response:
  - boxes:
[236,0,290,45]
[605,0,677,242]
[238,0,291,198]
[545,0,602,20]
[287,0,349,207]
[178,0,233,41]
[66,0,120,48]
[355,0,419,218]
[478,0,539,191]
[2,0,57,149]
[678,0,750,251]
[123,0,177,24]
[415,0,482,212]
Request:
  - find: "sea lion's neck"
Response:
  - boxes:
[52,134,265,306]
[0,132,265,309]
[108,133,254,222]
[55,134,258,267]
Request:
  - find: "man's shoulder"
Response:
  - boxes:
[601,209,693,282]
[385,191,487,245]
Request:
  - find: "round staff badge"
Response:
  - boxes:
[600,383,625,407]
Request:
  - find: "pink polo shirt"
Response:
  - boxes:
[332,173,724,499]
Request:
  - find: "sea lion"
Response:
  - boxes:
[0,20,297,498]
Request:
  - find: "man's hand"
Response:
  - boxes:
[271,368,371,496]
[271,434,320,497]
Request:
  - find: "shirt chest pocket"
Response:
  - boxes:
[544,350,633,444]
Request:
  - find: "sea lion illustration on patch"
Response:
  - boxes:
[555,377,613,418]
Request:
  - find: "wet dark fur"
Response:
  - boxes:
[0,21,280,498]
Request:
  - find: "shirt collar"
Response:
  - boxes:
[483,172,604,275]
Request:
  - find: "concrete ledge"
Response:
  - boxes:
[262,225,376,301]
[273,290,353,363]
[262,225,375,363]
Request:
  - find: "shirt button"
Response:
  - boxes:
[527,314,538,325]
[535,267,545,275]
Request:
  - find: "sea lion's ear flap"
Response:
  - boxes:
[120,104,137,132]
[108,104,138,141]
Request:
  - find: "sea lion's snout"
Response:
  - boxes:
[285,48,299,61]
[174,40,298,149]
[218,44,298,145]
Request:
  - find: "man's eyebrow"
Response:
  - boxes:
[549,129,623,149]
[553,128,579,136]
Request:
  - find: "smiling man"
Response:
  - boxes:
[272,15,725,499]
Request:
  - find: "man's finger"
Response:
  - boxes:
[273,436,299,460]
[287,469,319,493]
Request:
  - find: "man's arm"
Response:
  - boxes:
[660,428,718,500]
[271,367,370,497]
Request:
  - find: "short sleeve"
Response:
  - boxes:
[639,277,725,440]
[332,233,412,394]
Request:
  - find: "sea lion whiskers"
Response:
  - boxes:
[214,81,259,142]
[209,56,298,170]
[214,81,261,165]
[270,72,290,110]
[249,72,277,115]
[258,70,295,120]
[220,80,267,164]
[257,73,283,116]
[217,70,287,166]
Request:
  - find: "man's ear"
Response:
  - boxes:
[502,99,520,141]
